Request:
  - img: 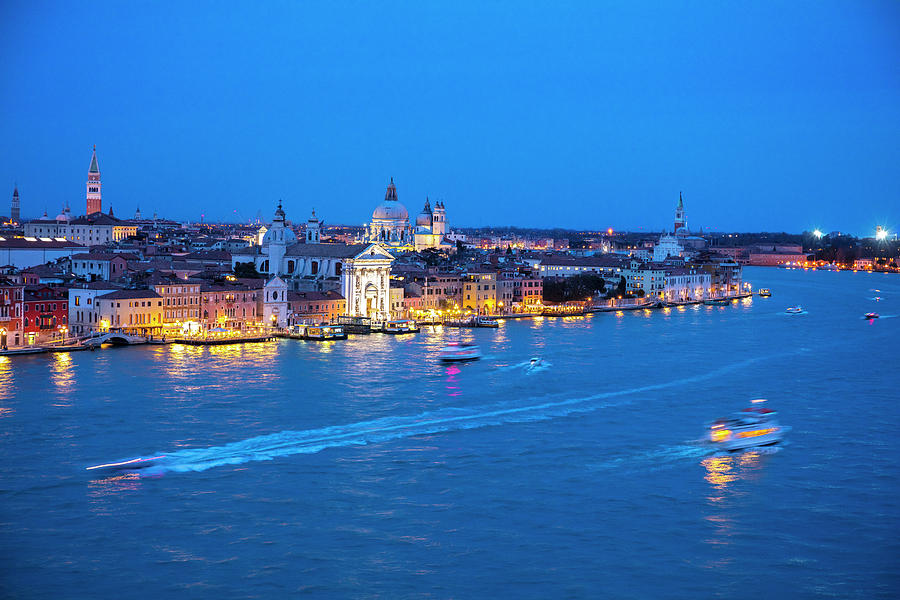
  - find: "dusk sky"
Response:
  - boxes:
[2,2,898,235]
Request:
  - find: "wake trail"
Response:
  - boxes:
[127,351,803,475]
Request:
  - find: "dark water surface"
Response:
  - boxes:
[1,268,898,599]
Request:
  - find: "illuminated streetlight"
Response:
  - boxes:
[875,226,888,241]
[813,229,823,239]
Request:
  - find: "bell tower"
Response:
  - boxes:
[86,145,102,215]
[11,186,20,224]
[306,209,321,244]
[674,191,686,234]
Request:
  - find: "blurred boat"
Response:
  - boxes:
[708,401,788,451]
[864,312,879,319]
[758,288,771,297]
[438,342,481,362]
[85,455,166,473]
[475,316,499,328]
[785,306,805,314]
[704,299,730,306]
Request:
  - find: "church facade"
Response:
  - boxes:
[232,203,395,320]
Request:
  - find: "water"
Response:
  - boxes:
[1,268,897,599]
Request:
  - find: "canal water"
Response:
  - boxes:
[1,268,897,599]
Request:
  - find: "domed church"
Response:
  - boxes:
[366,178,451,252]
[413,197,450,252]
[367,178,414,251]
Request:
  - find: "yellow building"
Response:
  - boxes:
[152,276,202,330]
[462,271,498,315]
[94,289,163,335]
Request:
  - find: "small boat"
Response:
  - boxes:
[528,357,543,369]
[758,288,771,297]
[0,346,46,356]
[703,299,730,306]
[475,316,499,328]
[384,320,418,334]
[785,306,806,314]
[708,401,788,451]
[864,312,879,319]
[336,316,372,334]
[324,325,347,340]
[46,344,90,352]
[85,455,167,473]
[438,342,482,362]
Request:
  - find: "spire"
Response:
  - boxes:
[89,146,100,173]
[385,178,398,202]
[678,191,683,210]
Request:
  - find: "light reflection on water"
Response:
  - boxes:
[51,353,75,404]
[0,356,13,413]
[0,268,897,599]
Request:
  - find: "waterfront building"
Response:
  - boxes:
[499,271,543,311]
[0,236,86,269]
[366,178,415,251]
[86,146,102,215]
[200,281,261,330]
[261,276,288,327]
[0,276,25,348]
[622,259,712,301]
[22,285,68,343]
[68,283,117,335]
[93,289,163,334]
[389,283,405,318]
[662,267,712,302]
[286,290,345,324]
[462,269,498,315]
[151,274,202,330]
[403,272,464,313]
[10,186,20,224]
[623,260,668,298]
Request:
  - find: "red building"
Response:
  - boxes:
[287,290,346,324]
[23,285,69,343]
[1,276,25,348]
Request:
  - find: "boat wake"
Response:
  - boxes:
[88,352,803,477]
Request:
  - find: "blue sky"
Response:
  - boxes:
[1,1,898,235]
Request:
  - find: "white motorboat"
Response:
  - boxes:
[438,342,482,362]
[708,401,788,451]
[529,357,542,368]
[785,306,806,314]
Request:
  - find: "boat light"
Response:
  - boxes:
[711,429,731,443]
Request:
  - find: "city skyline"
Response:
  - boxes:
[2,2,898,235]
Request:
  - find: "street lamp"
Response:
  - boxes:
[813,229,823,239]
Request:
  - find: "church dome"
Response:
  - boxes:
[373,201,409,221]
[415,198,433,227]
[262,226,297,245]
[372,178,409,222]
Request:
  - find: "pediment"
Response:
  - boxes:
[352,244,395,261]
